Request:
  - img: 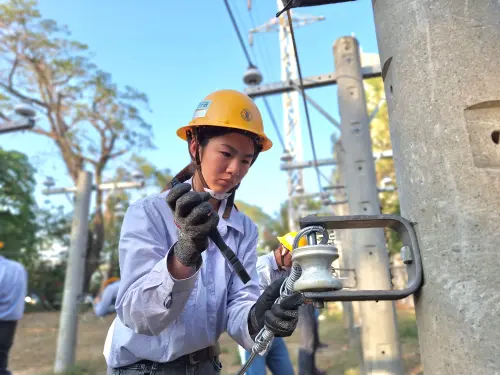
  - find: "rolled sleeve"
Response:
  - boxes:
[256,254,274,293]
[226,228,260,351]
[115,198,201,336]
[94,283,119,317]
[13,266,27,320]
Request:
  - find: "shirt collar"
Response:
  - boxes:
[184,177,244,235]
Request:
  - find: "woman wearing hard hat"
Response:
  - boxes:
[103,89,304,374]
[238,231,307,375]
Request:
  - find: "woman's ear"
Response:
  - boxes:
[188,139,198,160]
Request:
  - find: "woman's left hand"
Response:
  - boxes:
[263,292,303,337]
[248,277,304,338]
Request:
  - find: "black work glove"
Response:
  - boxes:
[166,183,219,267]
[248,277,304,338]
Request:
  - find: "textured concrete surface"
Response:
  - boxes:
[372,1,500,374]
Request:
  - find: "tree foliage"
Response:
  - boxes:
[36,204,72,252]
[0,0,154,287]
[130,154,172,192]
[97,154,172,289]
[236,198,322,255]
[365,77,402,254]
[0,148,39,266]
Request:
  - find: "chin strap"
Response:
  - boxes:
[203,188,232,200]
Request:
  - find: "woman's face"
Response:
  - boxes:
[191,132,255,193]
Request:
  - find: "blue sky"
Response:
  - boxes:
[2,0,380,216]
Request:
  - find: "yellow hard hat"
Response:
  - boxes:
[176,89,273,152]
[277,231,307,252]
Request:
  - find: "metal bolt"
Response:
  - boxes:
[400,246,413,264]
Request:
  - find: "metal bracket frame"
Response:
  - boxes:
[299,214,423,302]
[244,65,381,98]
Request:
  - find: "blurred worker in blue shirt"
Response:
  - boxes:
[0,246,28,375]
[93,274,120,317]
[239,231,306,375]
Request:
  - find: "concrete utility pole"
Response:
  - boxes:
[333,36,404,375]
[47,173,144,373]
[54,171,93,374]
[371,1,500,373]
[334,140,365,374]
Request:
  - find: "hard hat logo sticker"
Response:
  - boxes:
[192,100,212,119]
[241,109,252,121]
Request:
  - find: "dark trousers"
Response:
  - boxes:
[298,304,319,375]
[0,321,17,375]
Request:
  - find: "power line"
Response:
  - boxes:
[248,7,275,78]
[244,5,286,150]
[233,0,259,64]
[285,10,323,193]
[223,0,286,150]
[262,96,285,149]
[223,0,253,66]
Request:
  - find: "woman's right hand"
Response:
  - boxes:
[248,277,304,338]
[166,183,219,267]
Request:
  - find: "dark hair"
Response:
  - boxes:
[193,126,263,157]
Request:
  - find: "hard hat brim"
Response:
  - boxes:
[277,235,293,252]
[177,124,273,152]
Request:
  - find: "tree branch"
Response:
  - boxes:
[82,155,98,167]
[8,57,19,87]
[30,127,56,139]
[0,82,48,109]
[89,117,105,137]
[54,74,74,87]
[108,148,128,159]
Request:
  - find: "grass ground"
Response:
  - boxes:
[9,306,421,375]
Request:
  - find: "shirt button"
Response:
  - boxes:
[164,293,173,309]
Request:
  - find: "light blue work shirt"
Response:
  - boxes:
[103,179,260,368]
[256,252,290,292]
[0,255,27,321]
[94,281,120,317]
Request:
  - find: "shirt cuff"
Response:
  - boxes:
[162,244,202,293]
[240,304,256,351]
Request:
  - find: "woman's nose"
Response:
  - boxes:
[227,159,240,176]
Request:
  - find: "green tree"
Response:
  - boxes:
[36,204,72,252]
[236,198,321,254]
[97,155,172,290]
[0,148,39,267]
[365,77,402,254]
[130,154,173,192]
[235,200,278,254]
[0,0,154,287]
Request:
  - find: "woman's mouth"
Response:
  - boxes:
[218,179,233,187]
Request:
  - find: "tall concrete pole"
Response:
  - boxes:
[54,171,93,373]
[371,1,500,373]
[333,36,404,375]
[334,140,365,375]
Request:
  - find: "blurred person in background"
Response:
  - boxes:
[93,267,120,317]
[0,242,28,375]
[239,231,307,375]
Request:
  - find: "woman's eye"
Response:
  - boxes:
[242,160,250,165]
[221,152,231,158]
